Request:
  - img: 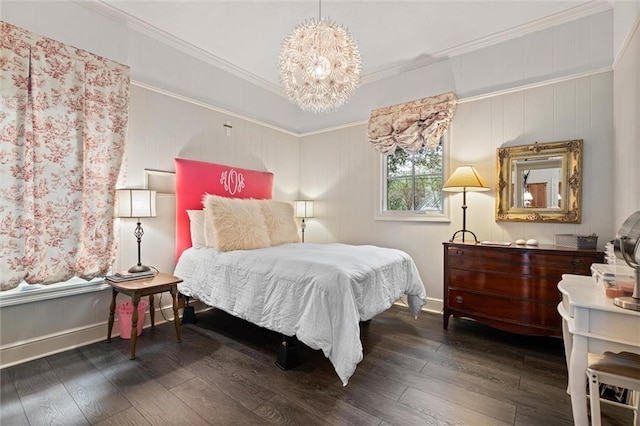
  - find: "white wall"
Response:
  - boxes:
[613,15,640,231]
[115,85,299,275]
[298,10,619,305]
[299,72,614,306]
[613,1,640,63]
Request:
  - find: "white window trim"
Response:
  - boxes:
[0,278,110,308]
[374,136,452,223]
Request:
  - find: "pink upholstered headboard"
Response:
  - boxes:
[174,158,274,262]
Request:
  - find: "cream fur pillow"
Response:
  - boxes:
[260,200,300,245]
[203,195,270,251]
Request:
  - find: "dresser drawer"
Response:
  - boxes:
[447,246,597,275]
[447,289,561,329]
[448,268,561,302]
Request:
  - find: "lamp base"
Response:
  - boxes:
[449,229,479,244]
[128,264,151,273]
[613,296,640,312]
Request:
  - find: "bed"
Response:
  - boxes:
[172,158,427,385]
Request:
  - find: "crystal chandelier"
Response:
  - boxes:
[278,3,362,113]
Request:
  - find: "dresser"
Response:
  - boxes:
[443,242,603,336]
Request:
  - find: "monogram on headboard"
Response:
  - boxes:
[220,169,245,195]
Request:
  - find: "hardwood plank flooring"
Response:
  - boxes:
[1,306,634,425]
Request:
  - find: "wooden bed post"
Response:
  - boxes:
[275,335,301,370]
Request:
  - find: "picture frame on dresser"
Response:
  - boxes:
[442,241,603,336]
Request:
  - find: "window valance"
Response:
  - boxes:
[367,92,457,154]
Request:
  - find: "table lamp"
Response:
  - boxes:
[442,165,489,243]
[117,189,157,273]
[294,200,314,243]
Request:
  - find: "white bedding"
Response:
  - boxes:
[174,243,427,385]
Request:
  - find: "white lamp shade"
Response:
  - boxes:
[117,189,157,218]
[442,165,489,192]
[294,200,314,218]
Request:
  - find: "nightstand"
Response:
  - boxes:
[106,272,183,359]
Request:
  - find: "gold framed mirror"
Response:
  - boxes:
[496,139,583,223]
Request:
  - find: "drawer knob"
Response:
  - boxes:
[572,258,583,266]
[455,295,464,304]
[456,250,464,255]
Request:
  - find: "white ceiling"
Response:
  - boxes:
[100,0,610,97]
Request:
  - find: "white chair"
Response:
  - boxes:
[586,351,640,426]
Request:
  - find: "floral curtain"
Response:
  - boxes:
[367,92,457,154]
[0,21,130,291]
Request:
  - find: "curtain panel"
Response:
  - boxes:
[367,92,457,154]
[0,21,130,291]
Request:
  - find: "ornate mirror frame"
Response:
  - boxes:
[496,139,583,223]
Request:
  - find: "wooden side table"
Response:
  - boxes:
[106,272,183,359]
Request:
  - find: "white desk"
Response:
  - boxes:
[558,274,640,425]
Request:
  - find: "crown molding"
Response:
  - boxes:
[299,119,369,138]
[130,66,613,139]
[613,11,640,69]
[79,1,611,93]
[457,67,612,105]
[361,2,612,85]
[131,80,299,137]
[437,1,612,58]
[77,0,285,97]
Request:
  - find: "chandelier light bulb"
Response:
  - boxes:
[311,55,331,79]
[278,18,362,113]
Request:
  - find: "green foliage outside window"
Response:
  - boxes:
[386,142,443,212]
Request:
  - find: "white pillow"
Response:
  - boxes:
[259,200,300,245]
[187,210,205,248]
[202,195,270,252]
[203,209,217,248]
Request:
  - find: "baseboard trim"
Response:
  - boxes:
[393,297,443,316]
[423,297,444,315]
[1,298,441,369]
[0,301,208,369]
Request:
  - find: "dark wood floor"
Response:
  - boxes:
[1,306,634,425]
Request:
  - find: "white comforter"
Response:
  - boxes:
[174,243,427,385]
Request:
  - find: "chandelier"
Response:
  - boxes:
[278,3,362,113]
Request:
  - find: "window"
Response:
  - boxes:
[378,138,448,221]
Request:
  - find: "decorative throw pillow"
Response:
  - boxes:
[202,210,217,248]
[202,195,270,251]
[186,210,206,248]
[259,200,300,245]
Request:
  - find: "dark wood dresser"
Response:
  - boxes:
[443,242,604,336]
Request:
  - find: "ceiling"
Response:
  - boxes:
[100,0,610,98]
